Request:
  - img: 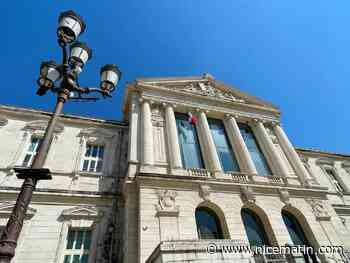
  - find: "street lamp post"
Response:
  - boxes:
[0,10,121,263]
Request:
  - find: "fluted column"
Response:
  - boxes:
[254,121,290,176]
[141,99,154,166]
[273,124,309,183]
[197,110,222,173]
[223,115,257,175]
[164,103,183,170]
[128,94,139,164]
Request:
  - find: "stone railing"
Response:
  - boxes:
[146,239,252,263]
[266,176,285,185]
[187,168,211,177]
[254,253,287,263]
[226,172,251,183]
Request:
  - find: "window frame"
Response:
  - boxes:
[322,166,345,194]
[175,113,205,169]
[55,206,103,263]
[61,228,93,263]
[238,123,272,176]
[241,208,270,247]
[207,118,240,173]
[21,136,43,167]
[80,144,105,173]
[195,207,224,240]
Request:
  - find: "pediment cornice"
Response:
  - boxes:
[0,201,37,219]
[61,205,103,219]
[136,75,279,114]
[23,120,64,134]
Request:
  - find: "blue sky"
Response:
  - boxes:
[1,1,349,154]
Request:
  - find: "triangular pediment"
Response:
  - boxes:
[61,205,102,219]
[24,120,64,134]
[0,201,37,218]
[136,74,278,111]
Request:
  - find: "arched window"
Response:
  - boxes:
[282,210,318,262]
[241,208,269,247]
[195,207,223,239]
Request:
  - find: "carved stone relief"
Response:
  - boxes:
[157,81,246,103]
[156,189,179,216]
[240,186,256,203]
[306,198,330,221]
[151,105,165,127]
[278,189,291,206]
[199,184,211,201]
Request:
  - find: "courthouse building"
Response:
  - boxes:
[0,74,350,263]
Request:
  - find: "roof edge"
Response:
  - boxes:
[296,147,350,159]
[0,104,128,127]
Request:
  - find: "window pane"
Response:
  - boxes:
[83,231,92,249]
[96,160,103,172]
[72,255,80,263]
[98,146,104,158]
[241,209,269,247]
[208,118,240,172]
[75,230,84,249]
[195,207,223,239]
[22,154,31,167]
[63,255,71,263]
[85,145,91,157]
[238,123,271,176]
[29,138,38,152]
[34,138,42,153]
[89,161,96,172]
[66,230,75,249]
[92,146,98,157]
[81,255,89,263]
[82,160,89,171]
[176,113,204,169]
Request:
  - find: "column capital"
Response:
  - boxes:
[139,97,153,104]
[162,102,177,109]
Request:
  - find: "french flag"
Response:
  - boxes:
[188,112,198,125]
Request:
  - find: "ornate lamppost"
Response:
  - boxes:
[0,10,121,263]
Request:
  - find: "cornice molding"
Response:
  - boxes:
[0,201,37,219]
[78,127,115,144]
[61,205,103,220]
[316,158,335,166]
[23,120,64,134]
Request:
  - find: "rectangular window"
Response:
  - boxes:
[176,113,204,169]
[325,168,344,193]
[208,118,240,172]
[238,123,271,176]
[81,145,104,173]
[63,229,92,263]
[22,137,43,167]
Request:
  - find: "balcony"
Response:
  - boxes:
[145,240,296,263]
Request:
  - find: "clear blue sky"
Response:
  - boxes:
[1,1,349,154]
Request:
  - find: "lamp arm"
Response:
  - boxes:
[83,87,112,97]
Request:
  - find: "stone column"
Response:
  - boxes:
[223,115,257,175]
[128,94,139,164]
[253,121,290,176]
[197,110,222,173]
[164,104,183,171]
[141,99,154,166]
[273,124,309,183]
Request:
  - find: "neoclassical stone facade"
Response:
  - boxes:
[0,74,349,263]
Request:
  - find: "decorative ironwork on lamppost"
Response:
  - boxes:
[0,10,121,263]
